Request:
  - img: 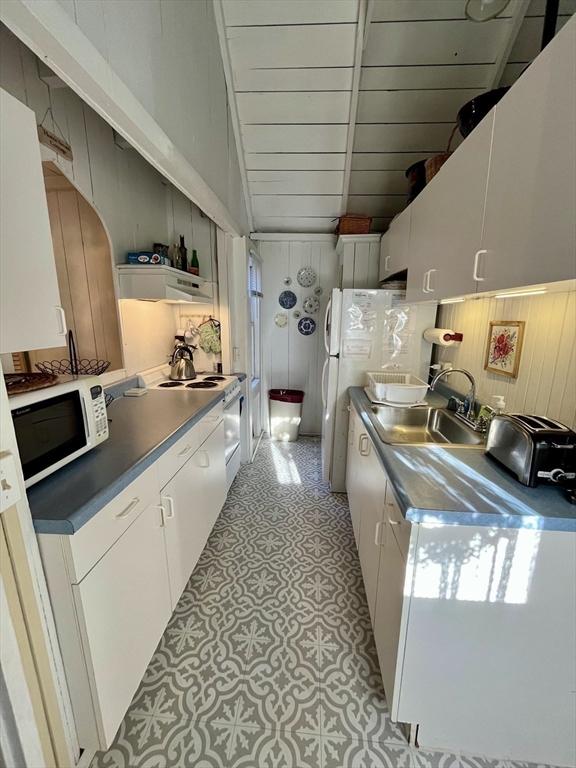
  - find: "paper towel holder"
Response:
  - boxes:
[423,328,464,345]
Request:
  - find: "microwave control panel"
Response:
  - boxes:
[90,385,109,442]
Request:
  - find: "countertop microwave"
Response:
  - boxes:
[9,376,109,488]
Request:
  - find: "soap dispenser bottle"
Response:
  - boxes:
[492,395,506,415]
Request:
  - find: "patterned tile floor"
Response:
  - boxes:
[92,438,553,768]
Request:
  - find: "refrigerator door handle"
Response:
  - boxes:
[324,298,332,354]
[321,357,329,409]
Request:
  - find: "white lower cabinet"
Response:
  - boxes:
[346,402,575,766]
[38,405,226,751]
[345,408,362,545]
[346,405,411,716]
[161,422,226,607]
[357,439,386,622]
[372,519,406,715]
[72,502,171,747]
[346,409,411,676]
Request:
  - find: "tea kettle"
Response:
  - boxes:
[169,345,196,381]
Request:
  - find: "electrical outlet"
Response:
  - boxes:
[0,453,21,513]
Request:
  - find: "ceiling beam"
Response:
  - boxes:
[489,0,531,88]
[340,0,370,216]
[213,0,255,232]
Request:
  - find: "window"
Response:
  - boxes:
[248,252,262,383]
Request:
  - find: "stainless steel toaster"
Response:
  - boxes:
[486,414,576,487]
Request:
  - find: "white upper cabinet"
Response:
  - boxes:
[0,89,66,353]
[406,113,494,303]
[476,19,576,292]
[400,18,575,302]
[380,207,411,280]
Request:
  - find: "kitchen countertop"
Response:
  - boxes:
[349,387,576,532]
[28,388,224,535]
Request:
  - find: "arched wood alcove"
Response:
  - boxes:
[20,163,123,372]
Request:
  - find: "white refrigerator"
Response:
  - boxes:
[321,288,437,492]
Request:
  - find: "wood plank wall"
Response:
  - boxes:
[436,290,576,428]
[27,166,123,370]
[260,239,340,435]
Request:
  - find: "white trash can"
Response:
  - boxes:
[269,389,304,441]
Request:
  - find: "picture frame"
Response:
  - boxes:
[484,320,525,378]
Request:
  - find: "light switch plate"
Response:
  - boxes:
[0,452,21,513]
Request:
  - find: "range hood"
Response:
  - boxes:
[117,264,214,303]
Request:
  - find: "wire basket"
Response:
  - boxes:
[35,359,110,376]
[35,330,110,377]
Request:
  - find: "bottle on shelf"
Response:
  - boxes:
[179,235,188,272]
[189,248,200,276]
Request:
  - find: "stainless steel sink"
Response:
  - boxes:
[370,406,485,448]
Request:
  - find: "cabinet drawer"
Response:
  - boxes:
[67,464,158,583]
[156,402,223,489]
[385,482,410,559]
[72,502,171,748]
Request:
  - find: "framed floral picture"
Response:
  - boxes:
[484,321,525,378]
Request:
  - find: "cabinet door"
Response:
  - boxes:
[406,113,493,303]
[373,519,406,715]
[0,89,66,353]
[382,207,411,279]
[357,439,386,621]
[345,408,362,546]
[73,502,171,748]
[378,232,390,283]
[478,21,576,292]
[162,422,225,606]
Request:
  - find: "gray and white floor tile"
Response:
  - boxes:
[91,438,558,768]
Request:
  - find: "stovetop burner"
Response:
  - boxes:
[204,375,226,382]
[158,381,184,388]
[186,381,218,389]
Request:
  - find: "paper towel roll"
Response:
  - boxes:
[423,328,463,346]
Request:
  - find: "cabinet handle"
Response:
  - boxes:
[359,434,370,456]
[384,253,391,272]
[55,306,67,336]
[162,495,175,519]
[178,444,193,457]
[425,268,437,293]
[197,450,210,468]
[473,249,487,281]
[116,496,140,519]
[422,271,429,294]
[374,521,384,546]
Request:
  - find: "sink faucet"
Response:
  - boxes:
[430,368,477,424]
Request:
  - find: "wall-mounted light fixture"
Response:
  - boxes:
[440,297,465,304]
[494,288,547,299]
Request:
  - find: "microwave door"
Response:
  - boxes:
[12,390,87,486]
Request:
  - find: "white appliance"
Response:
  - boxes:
[9,376,109,487]
[321,289,437,492]
[138,366,242,489]
[116,264,213,303]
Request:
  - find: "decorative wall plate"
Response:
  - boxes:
[293,310,301,319]
[283,277,292,286]
[298,316,316,336]
[303,295,320,314]
[297,266,317,287]
[314,286,323,296]
[279,290,297,309]
[274,312,288,328]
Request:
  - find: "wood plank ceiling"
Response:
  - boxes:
[218,0,575,234]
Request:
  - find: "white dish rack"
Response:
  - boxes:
[366,371,429,405]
